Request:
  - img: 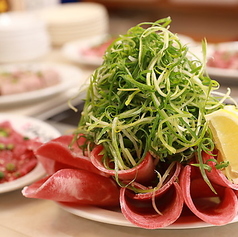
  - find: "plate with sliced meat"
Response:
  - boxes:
[61,34,113,67]
[206,41,238,81]
[21,135,238,229]
[0,113,61,193]
[0,62,83,106]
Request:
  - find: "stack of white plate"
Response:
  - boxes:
[39,2,109,46]
[0,12,51,63]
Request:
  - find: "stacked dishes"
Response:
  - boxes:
[0,12,50,63]
[39,2,109,46]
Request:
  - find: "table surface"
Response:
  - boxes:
[0,121,238,237]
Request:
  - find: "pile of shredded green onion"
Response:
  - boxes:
[75,17,233,174]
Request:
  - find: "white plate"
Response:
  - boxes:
[0,12,46,33]
[206,41,238,81]
[0,62,83,106]
[206,67,238,80]
[58,203,238,230]
[61,34,109,67]
[0,113,61,193]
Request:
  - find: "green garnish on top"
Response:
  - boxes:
[75,17,233,174]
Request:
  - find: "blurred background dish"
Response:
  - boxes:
[0,113,61,193]
[0,12,50,63]
[38,2,109,46]
[61,34,110,66]
[0,62,83,106]
[206,41,238,81]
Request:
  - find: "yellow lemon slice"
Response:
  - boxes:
[205,105,238,183]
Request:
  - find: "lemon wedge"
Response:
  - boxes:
[205,105,238,183]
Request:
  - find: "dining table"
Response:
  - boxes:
[1,32,238,237]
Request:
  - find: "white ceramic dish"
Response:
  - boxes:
[61,34,110,67]
[0,62,83,106]
[59,203,238,230]
[0,113,61,193]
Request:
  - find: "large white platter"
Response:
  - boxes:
[0,113,61,193]
[0,62,83,106]
[58,203,238,230]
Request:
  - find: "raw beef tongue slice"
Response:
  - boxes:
[120,182,184,229]
[128,162,182,200]
[22,168,120,207]
[180,164,238,226]
[35,135,105,176]
[202,151,238,190]
[90,145,156,184]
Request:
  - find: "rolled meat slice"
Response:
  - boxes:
[180,164,238,225]
[129,162,182,200]
[90,145,155,184]
[120,182,184,229]
[22,168,120,207]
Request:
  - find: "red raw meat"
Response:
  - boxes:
[35,135,105,176]
[0,121,25,144]
[0,121,39,183]
[120,182,184,229]
[90,145,156,184]
[180,164,238,225]
[22,168,120,207]
[203,151,238,190]
[128,162,182,200]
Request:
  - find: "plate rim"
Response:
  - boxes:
[58,202,238,230]
[206,66,238,79]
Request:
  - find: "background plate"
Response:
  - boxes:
[0,113,61,193]
[0,62,83,106]
[61,34,107,67]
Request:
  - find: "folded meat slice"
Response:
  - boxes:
[22,168,120,207]
[35,135,105,176]
[90,145,155,184]
[120,182,184,229]
[180,164,238,225]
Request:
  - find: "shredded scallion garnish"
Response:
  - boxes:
[74,17,231,180]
